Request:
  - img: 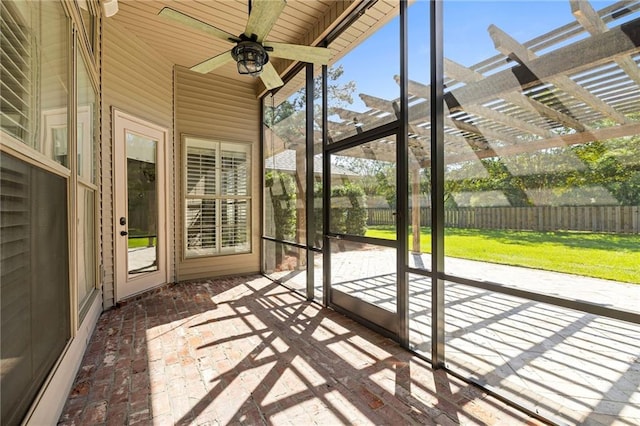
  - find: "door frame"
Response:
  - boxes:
[324,123,401,338]
[113,108,169,301]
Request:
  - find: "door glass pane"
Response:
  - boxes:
[330,240,396,313]
[126,132,158,274]
[329,136,397,239]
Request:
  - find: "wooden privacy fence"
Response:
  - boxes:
[366,206,640,234]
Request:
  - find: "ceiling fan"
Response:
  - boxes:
[159,0,332,90]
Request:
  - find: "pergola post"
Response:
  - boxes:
[411,166,421,253]
[295,145,306,269]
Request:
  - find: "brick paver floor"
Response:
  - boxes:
[59,275,544,425]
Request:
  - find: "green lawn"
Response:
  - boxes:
[128,236,156,249]
[365,226,640,284]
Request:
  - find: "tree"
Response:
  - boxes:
[290,65,356,111]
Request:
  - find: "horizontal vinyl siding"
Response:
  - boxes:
[101,19,174,308]
[175,66,260,281]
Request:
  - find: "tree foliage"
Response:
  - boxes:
[442,133,640,207]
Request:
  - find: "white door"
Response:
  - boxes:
[113,109,168,300]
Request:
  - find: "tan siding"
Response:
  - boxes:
[115,0,345,88]
[175,66,260,281]
[101,19,174,308]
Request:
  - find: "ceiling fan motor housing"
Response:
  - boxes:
[231,40,269,76]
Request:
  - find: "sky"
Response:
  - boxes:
[325,0,630,113]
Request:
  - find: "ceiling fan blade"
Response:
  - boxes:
[244,0,286,42]
[264,42,332,65]
[159,7,239,43]
[190,51,234,74]
[260,62,284,90]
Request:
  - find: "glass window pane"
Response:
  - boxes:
[184,138,251,257]
[186,144,217,197]
[263,240,307,293]
[443,2,640,298]
[408,273,431,354]
[263,68,307,245]
[445,282,640,424]
[186,198,217,257]
[312,66,324,249]
[1,152,70,425]
[77,51,97,183]
[77,185,96,315]
[221,199,250,253]
[221,144,248,196]
[0,1,69,167]
[78,0,95,54]
[313,251,323,303]
[407,0,432,269]
[327,2,400,142]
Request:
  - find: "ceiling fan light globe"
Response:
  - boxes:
[237,60,262,76]
[232,41,268,77]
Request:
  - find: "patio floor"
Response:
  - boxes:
[269,247,640,425]
[58,275,544,425]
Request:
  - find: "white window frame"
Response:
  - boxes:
[183,136,252,258]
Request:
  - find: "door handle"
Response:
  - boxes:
[120,231,128,236]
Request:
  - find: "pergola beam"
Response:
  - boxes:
[447,121,640,164]
[359,91,519,145]
[444,58,587,132]
[571,0,640,89]
[486,20,638,125]
[400,75,555,138]
[448,17,640,109]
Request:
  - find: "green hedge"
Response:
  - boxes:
[316,182,367,236]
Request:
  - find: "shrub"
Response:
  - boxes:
[265,170,296,241]
[330,182,367,236]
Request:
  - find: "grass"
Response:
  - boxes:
[128,237,156,249]
[365,226,640,284]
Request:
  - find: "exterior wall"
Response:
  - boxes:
[101,18,174,308]
[175,67,261,281]
[8,1,104,423]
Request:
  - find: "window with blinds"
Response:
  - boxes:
[0,1,32,143]
[1,152,70,425]
[1,1,70,168]
[184,138,251,257]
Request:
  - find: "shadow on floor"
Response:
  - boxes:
[58,275,541,425]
